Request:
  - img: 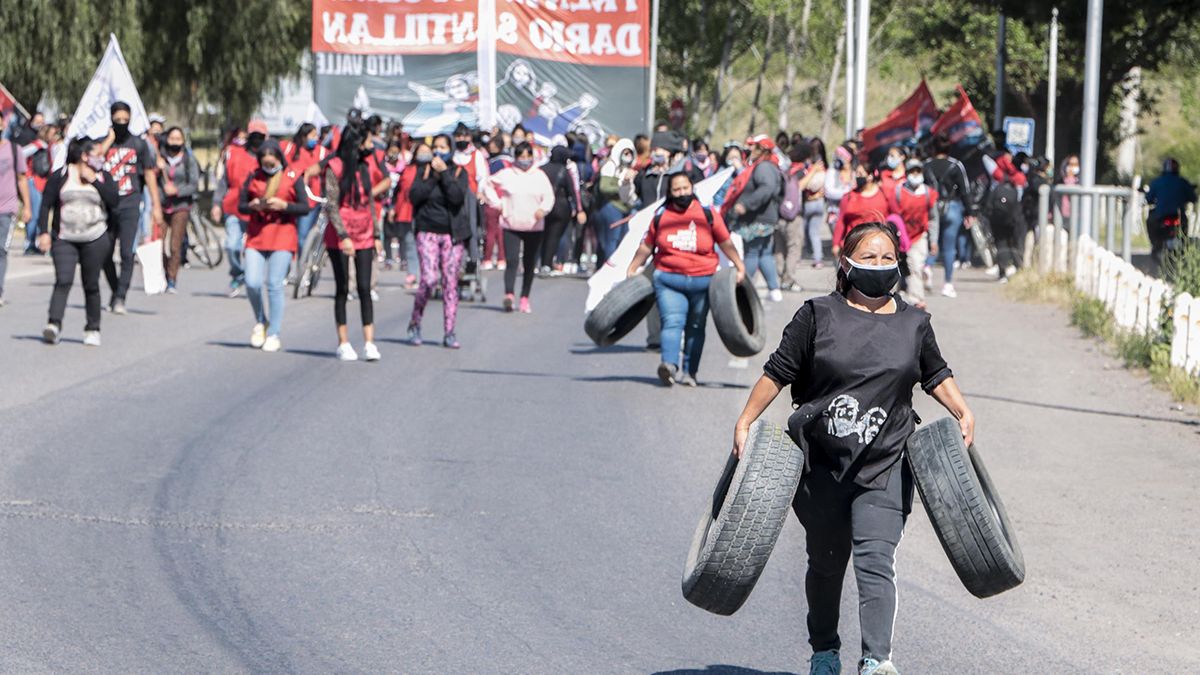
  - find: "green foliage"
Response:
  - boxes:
[1070,295,1113,339]
[1160,239,1200,299]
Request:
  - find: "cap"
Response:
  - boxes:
[746,134,775,150]
[247,119,269,135]
[453,122,471,135]
[148,112,166,125]
[905,158,923,171]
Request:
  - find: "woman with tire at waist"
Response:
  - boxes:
[322,126,390,362]
[730,221,975,675]
[625,172,746,387]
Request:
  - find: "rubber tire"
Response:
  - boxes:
[682,420,805,615]
[708,266,766,357]
[906,417,1025,598]
[584,274,657,346]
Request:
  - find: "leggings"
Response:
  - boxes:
[50,233,111,331]
[793,459,913,664]
[540,214,570,268]
[103,204,141,302]
[503,229,544,297]
[328,247,374,327]
[483,206,505,263]
[410,231,465,334]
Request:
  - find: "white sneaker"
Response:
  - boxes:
[370,289,380,302]
[941,283,958,298]
[952,260,962,270]
[922,265,934,291]
[768,289,784,303]
[984,265,1000,278]
[261,335,282,352]
[42,323,61,345]
[1004,265,1017,278]
[83,331,101,347]
[336,342,359,361]
[250,323,266,349]
[363,342,381,362]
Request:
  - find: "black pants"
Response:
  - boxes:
[793,460,913,663]
[328,247,374,327]
[992,219,1026,272]
[503,229,543,297]
[50,233,111,331]
[383,219,404,259]
[540,215,569,269]
[103,205,140,303]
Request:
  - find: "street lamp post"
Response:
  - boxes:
[1080,0,1104,238]
[854,0,869,134]
[844,0,856,140]
[1046,7,1059,168]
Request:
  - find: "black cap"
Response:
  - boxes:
[454,122,471,136]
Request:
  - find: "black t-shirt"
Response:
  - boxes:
[103,135,156,208]
[763,292,952,489]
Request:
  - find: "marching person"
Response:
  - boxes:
[156,126,200,294]
[832,160,892,258]
[594,138,638,268]
[0,111,32,306]
[282,122,328,265]
[923,137,977,298]
[407,136,471,349]
[732,221,974,675]
[212,122,265,297]
[887,159,939,310]
[37,138,119,346]
[99,101,163,315]
[239,141,308,352]
[481,141,555,314]
[723,135,784,302]
[322,126,390,362]
[626,172,746,387]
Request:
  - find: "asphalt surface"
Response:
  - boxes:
[0,249,1197,673]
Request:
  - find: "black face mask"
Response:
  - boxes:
[670,193,694,210]
[112,122,130,139]
[246,133,265,150]
[855,176,868,191]
[455,139,470,151]
[165,143,183,156]
[844,258,900,299]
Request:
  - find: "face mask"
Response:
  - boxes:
[436,150,454,163]
[670,193,694,210]
[907,174,924,188]
[415,152,434,164]
[247,133,265,150]
[112,122,130,139]
[165,143,183,156]
[886,155,901,169]
[1020,163,1030,173]
[693,152,708,165]
[455,139,470,151]
[387,154,400,164]
[261,163,281,176]
[515,158,534,171]
[844,258,900,299]
[1070,166,1080,176]
[855,176,868,191]
[306,138,318,150]
[512,136,526,146]
[651,153,668,166]
[86,156,105,171]
[620,154,633,166]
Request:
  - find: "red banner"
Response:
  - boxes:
[0,81,27,119]
[312,0,478,55]
[496,0,651,68]
[930,85,985,144]
[861,80,938,157]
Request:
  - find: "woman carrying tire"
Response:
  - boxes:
[730,221,975,675]
[626,172,746,387]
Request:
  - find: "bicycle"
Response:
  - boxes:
[187,209,224,269]
[293,211,328,299]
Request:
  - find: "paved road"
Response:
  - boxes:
[0,252,1196,673]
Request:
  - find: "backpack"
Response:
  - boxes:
[985,180,1022,231]
[779,167,805,221]
[542,162,575,222]
[30,147,51,178]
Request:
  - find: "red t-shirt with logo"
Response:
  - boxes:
[643,200,731,277]
[242,168,301,253]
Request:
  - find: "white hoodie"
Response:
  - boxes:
[481,165,555,232]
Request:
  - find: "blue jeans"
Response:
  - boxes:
[224,215,247,283]
[24,179,42,252]
[938,200,964,283]
[594,202,628,268]
[742,233,780,290]
[0,213,12,295]
[137,187,152,241]
[295,207,319,253]
[653,270,712,377]
[243,248,290,336]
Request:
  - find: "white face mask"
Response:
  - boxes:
[907,174,924,188]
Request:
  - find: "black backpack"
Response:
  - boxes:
[30,147,51,178]
[985,180,1023,230]
[542,161,575,222]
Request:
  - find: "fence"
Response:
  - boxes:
[1032,182,1200,377]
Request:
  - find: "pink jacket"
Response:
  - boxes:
[481,166,555,232]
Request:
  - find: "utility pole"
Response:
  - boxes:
[1080,0,1104,237]
[994,11,1007,132]
[844,0,856,140]
[853,0,869,134]
[1046,7,1059,167]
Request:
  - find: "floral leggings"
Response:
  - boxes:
[410,231,465,335]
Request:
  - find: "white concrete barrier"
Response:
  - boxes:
[1148,281,1168,335]
[1171,293,1192,370]
[1039,225,1055,274]
[1134,277,1153,334]
[1188,296,1200,376]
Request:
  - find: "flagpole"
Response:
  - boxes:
[844,0,855,140]
[853,0,869,134]
[1045,7,1059,167]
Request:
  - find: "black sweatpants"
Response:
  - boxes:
[540,214,570,268]
[993,220,1026,272]
[793,459,913,663]
[103,204,141,303]
[50,233,111,331]
[503,229,543,297]
[329,247,374,327]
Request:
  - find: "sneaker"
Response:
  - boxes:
[363,341,381,361]
[536,265,552,277]
[768,289,784,303]
[83,331,101,347]
[503,293,515,312]
[370,289,380,302]
[42,323,61,345]
[1004,265,1017,278]
[657,362,677,387]
[443,333,461,349]
[984,264,1000,278]
[336,342,359,361]
[519,297,532,314]
[250,323,266,349]
[166,281,177,294]
[784,282,803,292]
[922,265,933,291]
[228,281,242,298]
[998,276,1009,285]
[404,274,418,289]
[812,261,825,269]
[261,335,282,353]
[941,283,958,299]
[480,260,495,271]
[952,260,963,270]
[809,649,841,675]
[497,261,507,271]
[859,658,899,675]
[109,299,127,315]
[961,260,973,270]
[679,373,698,388]
[407,323,423,346]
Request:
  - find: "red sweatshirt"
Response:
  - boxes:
[221,145,259,217]
[833,189,892,249]
[887,184,940,241]
[644,200,731,277]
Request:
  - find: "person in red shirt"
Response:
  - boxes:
[833,161,893,256]
[887,159,940,309]
[282,123,328,260]
[237,140,308,353]
[213,120,268,296]
[626,172,746,387]
[879,146,907,198]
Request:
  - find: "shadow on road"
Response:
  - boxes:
[569,344,650,354]
[652,666,795,675]
[10,334,83,345]
[965,391,1199,427]
[455,368,749,389]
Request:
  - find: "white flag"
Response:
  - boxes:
[66,34,149,140]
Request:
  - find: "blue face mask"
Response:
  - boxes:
[886,155,901,169]
[305,138,318,150]
[437,151,453,163]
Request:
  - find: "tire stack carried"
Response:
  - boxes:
[584,265,766,357]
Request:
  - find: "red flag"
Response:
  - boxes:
[861,80,939,157]
[0,81,29,120]
[930,85,985,145]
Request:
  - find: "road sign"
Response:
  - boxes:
[1003,116,1035,155]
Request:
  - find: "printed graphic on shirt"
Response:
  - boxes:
[104,148,140,197]
[826,394,888,445]
[666,221,699,252]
